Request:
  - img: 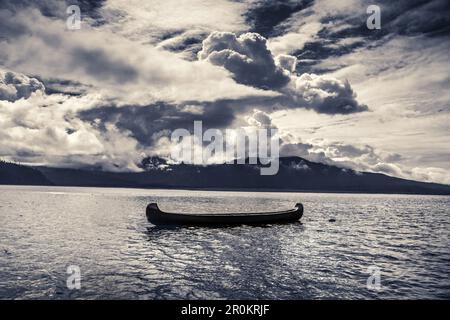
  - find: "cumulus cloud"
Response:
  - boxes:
[284,73,368,114]
[198,31,368,114]
[0,69,45,101]
[0,91,145,171]
[199,32,291,89]
[246,109,274,128]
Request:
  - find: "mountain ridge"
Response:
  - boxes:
[0,161,52,186]
[21,156,450,195]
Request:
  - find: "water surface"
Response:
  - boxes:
[0,186,449,299]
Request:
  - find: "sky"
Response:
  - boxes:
[0,0,449,184]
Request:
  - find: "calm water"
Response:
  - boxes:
[0,186,449,299]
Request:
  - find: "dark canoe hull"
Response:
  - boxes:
[146,203,303,226]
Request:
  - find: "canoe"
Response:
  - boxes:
[146,203,303,226]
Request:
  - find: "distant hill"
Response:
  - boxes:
[0,161,52,186]
[29,156,450,195]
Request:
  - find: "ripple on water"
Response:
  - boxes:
[0,186,449,299]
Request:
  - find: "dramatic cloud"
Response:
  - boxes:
[244,0,314,38]
[0,91,144,171]
[199,32,291,89]
[0,0,448,184]
[265,0,450,73]
[246,109,274,128]
[199,31,367,114]
[0,68,45,101]
[284,73,368,114]
[78,100,238,147]
[0,5,273,105]
[156,30,208,60]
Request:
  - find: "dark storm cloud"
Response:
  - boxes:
[198,31,367,114]
[316,0,450,40]
[0,0,64,16]
[283,0,450,74]
[293,39,365,74]
[76,83,367,151]
[245,0,314,38]
[0,8,28,40]
[70,0,107,22]
[160,35,203,52]
[379,0,450,36]
[157,30,209,61]
[41,78,92,96]
[78,101,237,146]
[199,32,291,90]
